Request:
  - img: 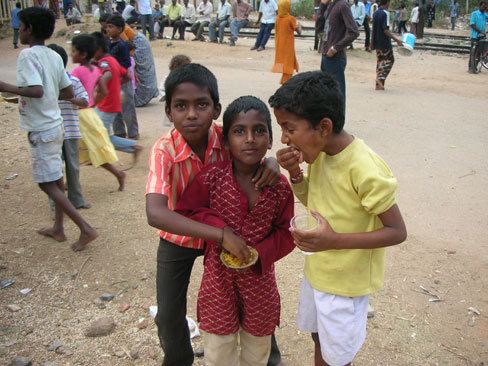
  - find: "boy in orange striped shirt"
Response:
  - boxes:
[145,63,281,366]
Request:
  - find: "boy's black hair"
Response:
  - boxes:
[268,71,345,133]
[223,96,273,141]
[47,43,68,68]
[99,13,110,23]
[379,0,389,5]
[165,63,219,111]
[91,31,108,53]
[72,34,96,60]
[16,2,21,8]
[106,14,125,29]
[18,6,56,41]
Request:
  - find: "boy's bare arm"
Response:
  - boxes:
[59,85,74,101]
[147,193,228,243]
[252,157,281,190]
[93,73,110,105]
[0,81,43,98]
[69,97,89,108]
[120,70,131,85]
[292,204,407,252]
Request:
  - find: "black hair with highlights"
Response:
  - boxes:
[18,6,56,40]
[72,34,97,61]
[47,43,68,68]
[268,71,345,133]
[164,63,219,111]
[223,96,273,141]
[91,31,108,53]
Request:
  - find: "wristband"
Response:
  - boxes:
[290,169,303,184]
[330,46,337,54]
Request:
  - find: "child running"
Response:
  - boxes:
[270,71,407,366]
[145,63,283,366]
[270,0,301,84]
[46,43,91,209]
[91,31,142,163]
[70,34,126,191]
[0,7,98,251]
[175,96,296,366]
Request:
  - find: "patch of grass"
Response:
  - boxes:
[291,0,314,19]
[56,29,67,37]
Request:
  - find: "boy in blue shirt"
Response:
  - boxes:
[0,7,98,251]
[12,2,21,49]
[271,71,407,366]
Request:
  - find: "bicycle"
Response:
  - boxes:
[469,35,488,73]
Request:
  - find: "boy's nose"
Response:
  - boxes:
[280,131,289,145]
[245,131,255,142]
[187,106,197,119]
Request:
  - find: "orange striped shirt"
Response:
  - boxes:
[146,123,230,248]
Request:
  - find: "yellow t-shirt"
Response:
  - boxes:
[166,3,182,20]
[292,137,397,297]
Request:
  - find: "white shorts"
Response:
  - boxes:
[296,276,369,366]
[27,124,64,184]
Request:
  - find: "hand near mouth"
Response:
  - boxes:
[276,147,301,175]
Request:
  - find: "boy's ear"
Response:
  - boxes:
[318,117,333,137]
[165,104,173,122]
[212,103,222,121]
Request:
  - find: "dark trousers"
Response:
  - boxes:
[363,18,370,48]
[13,28,19,46]
[254,23,274,48]
[399,20,407,33]
[159,18,179,38]
[140,14,155,39]
[321,54,347,114]
[174,20,192,39]
[155,238,282,366]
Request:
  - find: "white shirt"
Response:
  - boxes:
[17,46,71,132]
[216,1,231,20]
[138,0,152,15]
[259,0,278,24]
[182,3,196,23]
[410,6,419,23]
[59,74,87,140]
[351,2,365,25]
[196,1,213,22]
[122,4,135,20]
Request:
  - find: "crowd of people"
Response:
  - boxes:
[2,0,485,364]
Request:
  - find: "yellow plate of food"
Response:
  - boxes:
[220,246,259,270]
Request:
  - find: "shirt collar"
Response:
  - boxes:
[172,123,223,163]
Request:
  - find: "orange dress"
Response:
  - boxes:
[270,0,299,84]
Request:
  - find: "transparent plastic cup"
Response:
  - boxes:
[290,213,318,255]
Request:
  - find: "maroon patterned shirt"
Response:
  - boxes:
[175,160,295,336]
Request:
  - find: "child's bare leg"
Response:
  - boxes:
[39,179,98,251]
[101,163,126,191]
[312,333,328,366]
[37,181,67,242]
[132,145,143,165]
[311,333,352,366]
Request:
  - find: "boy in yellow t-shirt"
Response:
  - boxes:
[270,70,407,366]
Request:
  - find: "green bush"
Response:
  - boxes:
[291,0,315,19]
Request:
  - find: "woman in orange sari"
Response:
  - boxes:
[271,0,302,84]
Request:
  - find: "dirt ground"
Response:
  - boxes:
[0,18,487,366]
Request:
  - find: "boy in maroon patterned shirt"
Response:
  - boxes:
[176,96,295,366]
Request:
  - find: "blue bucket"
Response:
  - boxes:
[398,33,416,56]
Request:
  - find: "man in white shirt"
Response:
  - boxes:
[122,0,139,25]
[251,0,278,51]
[350,0,365,49]
[66,2,82,25]
[208,0,231,43]
[410,2,419,36]
[191,0,213,41]
[139,0,155,40]
[174,0,196,40]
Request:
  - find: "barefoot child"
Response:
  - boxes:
[70,34,127,191]
[0,7,98,251]
[91,31,143,163]
[145,63,284,366]
[46,43,91,209]
[175,96,296,366]
[270,71,407,366]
